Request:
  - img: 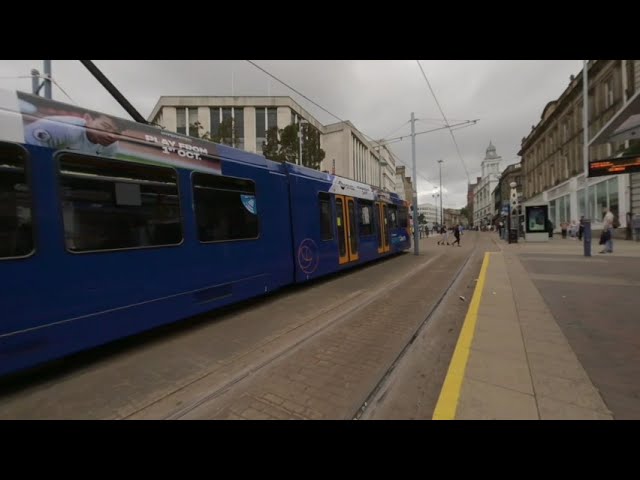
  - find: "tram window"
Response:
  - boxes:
[358,200,374,236]
[388,205,398,228]
[193,172,258,242]
[0,143,33,258]
[319,192,333,240]
[398,206,409,228]
[58,154,182,252]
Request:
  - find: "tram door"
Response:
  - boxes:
[376,201,390,254]
[335,195,359,264]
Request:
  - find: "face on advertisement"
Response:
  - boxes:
[84,113,121,146]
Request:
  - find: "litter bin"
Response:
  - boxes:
[508,229,518,244]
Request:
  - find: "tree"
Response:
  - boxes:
[210,117,241,147]
[261,122,325,169]
[300,123,325,169]
[191,120,206,139]
[193,118,242,149]
[460,206,471,224]
[418,213,426,225]
[262,126,283,161]
[214,117,233,145]
[189,119,200,138]
[279,124,300,163]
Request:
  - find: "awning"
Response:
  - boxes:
[590,89,640,146]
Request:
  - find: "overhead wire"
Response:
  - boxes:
[246,60,439,188]
[246,60,345,124]
[0,72,77,104]
[416,60,472,182]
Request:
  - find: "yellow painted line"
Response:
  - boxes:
[432,252,491,420]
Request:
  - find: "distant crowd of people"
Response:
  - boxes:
[416,207,640,255]
[417,224,464,246]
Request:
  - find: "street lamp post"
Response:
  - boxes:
[438,159,444,227]
[43,60,52,99]
[31,69,40,95]
[432,192,440,225]
[582,60,591,257]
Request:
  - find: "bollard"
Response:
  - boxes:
[583,219,591,257]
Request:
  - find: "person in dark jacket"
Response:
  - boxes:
[451,224,461,246]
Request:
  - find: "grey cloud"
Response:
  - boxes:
[0,59,583,207]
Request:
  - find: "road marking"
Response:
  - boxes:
[432,251,491,420]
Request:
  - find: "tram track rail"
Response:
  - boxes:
[0,234,484,420]
[351,241,477,420]
[144,234,480,421]
[128,253,443,420]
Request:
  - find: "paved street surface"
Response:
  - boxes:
[509,238,640,419]
[359,236,497,419]
[430,234,639,420]
[1,232,637,420]
[0,234,480,420]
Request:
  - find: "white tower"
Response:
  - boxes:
[481,140,502,178]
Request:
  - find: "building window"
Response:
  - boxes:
[577,104,583,127]
[176,107,200,137]
[256,107,266,151]
[176,108,186,135]
[352,137,356,178]
[0,143,33,258]
[256,107,278,153]
[605,77,614,109]
[188,108,199,137]
[351,135,372,183]
[579,177,619,221]
[267,108,277,133]
[608,177,619,218]
[537,170,542,193]
[234,108,244,150]
[589,88,596,118]
[210,108,220,139]
[319,192,333,240]
[193,172,258,242]
[596,181,608,216]
[58,153,182,252]
[210,107,244,149]
[222,107,232,140]
[626,61,636,98]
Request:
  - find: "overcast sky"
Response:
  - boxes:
[0,60,584,208]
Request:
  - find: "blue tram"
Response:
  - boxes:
[0,89,410,377]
